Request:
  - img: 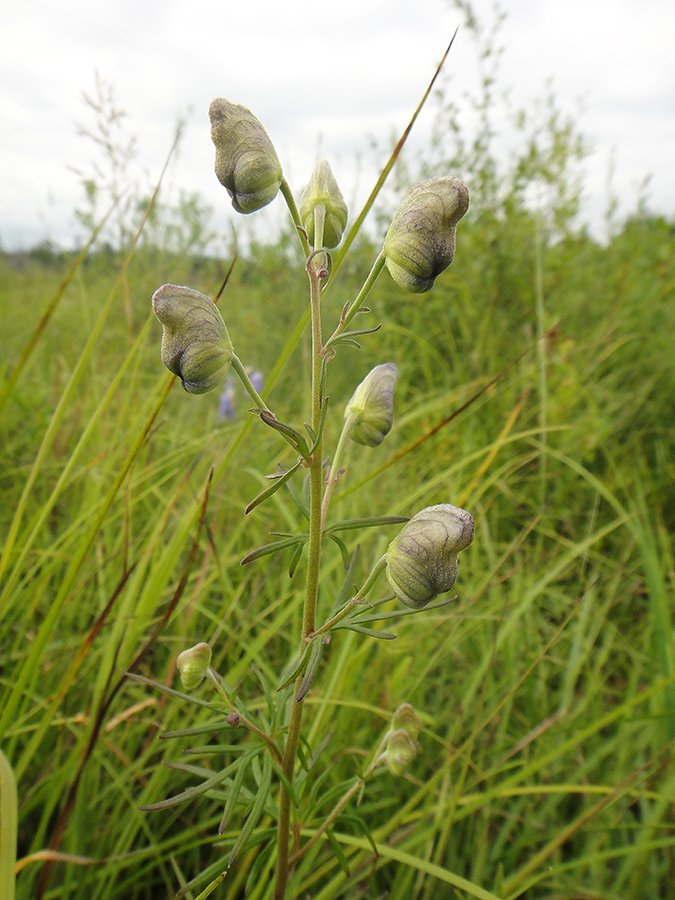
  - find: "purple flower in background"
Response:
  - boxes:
[217,369,264,421]
[218,381,237,420]
[249,369,264,395]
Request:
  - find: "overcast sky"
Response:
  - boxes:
[2,0,674,251]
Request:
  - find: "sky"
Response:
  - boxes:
[2,0,675,251]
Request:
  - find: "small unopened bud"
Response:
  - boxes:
[391,703,422,743]
[383,177,469,293]
[209,98,283,214]
[300,160,348,248]
[176,643,212,691]
[152,284,234,394]
[226,711,241,727]
[386,504,474,608]
[344,363,399,447]
[382,728,417,776]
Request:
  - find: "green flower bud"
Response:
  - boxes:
[152,283,234,394]
[299,159,348,248]
[383,177,469,293]
[176,642,212,691]
[344,363,399,447]
[382,728,418,776]
[209,98,282,214]
[386,504,474,609]
[391,702,422,743]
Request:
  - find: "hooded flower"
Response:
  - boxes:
[209,98,282,214]
[152,283,233,394]
[385,504,474,608]
[383,177,469,293]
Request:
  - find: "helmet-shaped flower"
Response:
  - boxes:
[209,98,282,214]
[386,504,474,608]
[383,177,469,293]
[152,283,234,394]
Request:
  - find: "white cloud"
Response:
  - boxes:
[1,0,674,250]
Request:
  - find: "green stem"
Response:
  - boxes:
[320,414,356,530]
[280,177,311,257]
[313,203,326,253]
[230,353,270,411]
[273,245,326,900]
[324,250,386,349]
[307,554,387,641]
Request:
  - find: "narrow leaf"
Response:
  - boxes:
[350,596,457,625]
[288,541,305,579]
[296,639,324,702]
[325,516,409,534]
[327,532,352,569]
[240,535,307,567]
[218,750,257,835]
[335,625,397,640]
[245,460,302,515]
[138,757,242,811]
[228,753,273,867]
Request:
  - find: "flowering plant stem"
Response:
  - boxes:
[273,231,326,900]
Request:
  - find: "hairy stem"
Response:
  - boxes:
[324,249,386,349]
[273,250,326,900]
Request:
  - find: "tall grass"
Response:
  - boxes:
[2,14,675,900]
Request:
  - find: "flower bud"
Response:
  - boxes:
[299,160,348,248]
[344,363,399,447]
[382,728,418,776]
[152,283,234,394]
[391,702,422,743]
[209,98,283,214]
[383,177,469,293]
[385,504,474,608]
[176,642,212,691]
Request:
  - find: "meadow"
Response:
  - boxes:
[2,30,675,900]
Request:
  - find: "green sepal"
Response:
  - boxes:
[324,515,409,535]
[245,459,303,515]
[240,534,308,567]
